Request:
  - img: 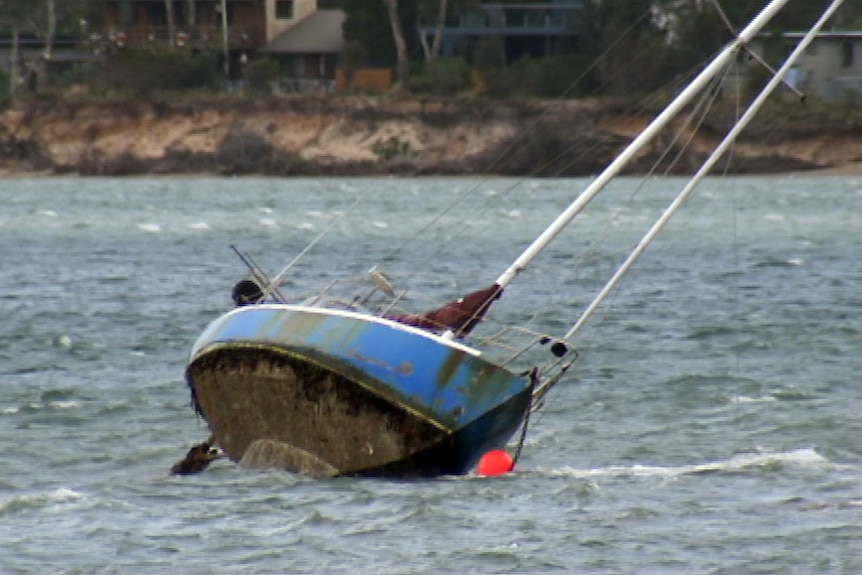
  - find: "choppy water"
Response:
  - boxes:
[1,175,861,574]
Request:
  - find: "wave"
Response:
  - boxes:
[0,488,85,516]
[537,447,835,480]
[136,222,162,233]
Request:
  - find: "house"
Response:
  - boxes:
[418,1,584,64]
[751,31,862,102]
[261,2,345,90]
[103,0,345,86]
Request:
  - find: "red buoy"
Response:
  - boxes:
[476,449,514,476]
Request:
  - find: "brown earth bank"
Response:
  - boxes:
[1,95,861,177]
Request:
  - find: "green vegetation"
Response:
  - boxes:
[96,49,221,97]
[407,58,472,96]
[243,58,281,95]
[0,69,9,109]
[372,137,411,160]
[2,0,861,109]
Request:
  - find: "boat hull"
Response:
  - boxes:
[186,305,531,477]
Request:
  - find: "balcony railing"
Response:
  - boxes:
[105,25,263,51]
[420,4,581,37]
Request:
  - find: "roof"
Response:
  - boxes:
[263,10,345,54]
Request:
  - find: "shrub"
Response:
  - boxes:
[482,58,542,100]
[97,49,221,96]
[0,69,9,108]
[243,57,280,94]
[407,58,472,96]
[216,128,274,175]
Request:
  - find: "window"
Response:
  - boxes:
[276,0,294,20]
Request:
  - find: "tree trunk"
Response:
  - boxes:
[35,0,57,92]
[418,0,448,63]
[186,0,196,26]
[430,0,448,62]
[10,27,20,100]
[164,0,176,47]
[383,0,409,89]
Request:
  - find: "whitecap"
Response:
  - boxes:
[37,209,57,217]
[295,222,315,231]
[137,222,162,233]
[0,488,85,515]
[731,395,778,404]
[372,221,388,229]
[259,207,273,214]
[186,221,211,231]
[786,258,804,266]
[49,400,80,410]
[545,448,833,480]
[258,218,279,228]
[726,447,834,469]
[1,406,19,415]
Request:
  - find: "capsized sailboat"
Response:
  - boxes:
[181,0,845,478]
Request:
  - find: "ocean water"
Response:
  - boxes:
[1,175,861,574]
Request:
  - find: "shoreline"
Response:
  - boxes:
[4,96,862,180]
[786,161,862,177]
[3,162,862,180]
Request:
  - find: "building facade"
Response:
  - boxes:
[752,32,862,102]
[418,2,584,64]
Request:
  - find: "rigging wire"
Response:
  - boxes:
[724,52,746,456]
[557,0,844,356]
[255,190,368,302]
[379,10,708,331]
[511,63,735,348]
[394,7,763,363]
[373,7,658,282]
[710,0,807,102]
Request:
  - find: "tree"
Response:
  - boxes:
[33,0,57,90]
[578,0,670,95]
[164,0,176,47]
[0,0,102,96]
[1,0,39,98]
[341,0,419,73]
[383,0,409,88]
[341,0,394,65]
[417,0,447,62]
[186,0,197,27]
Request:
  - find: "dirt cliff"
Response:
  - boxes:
[1,95,861,177]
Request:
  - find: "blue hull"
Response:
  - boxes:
[186,304,531,476]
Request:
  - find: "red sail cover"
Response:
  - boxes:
[389,284,503,337]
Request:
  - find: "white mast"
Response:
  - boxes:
[562,0,848,343]
[494,0,791,289]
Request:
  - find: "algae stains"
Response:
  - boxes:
[347,349,414,376]
[189,347,446,475]
[238,439,339,477]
